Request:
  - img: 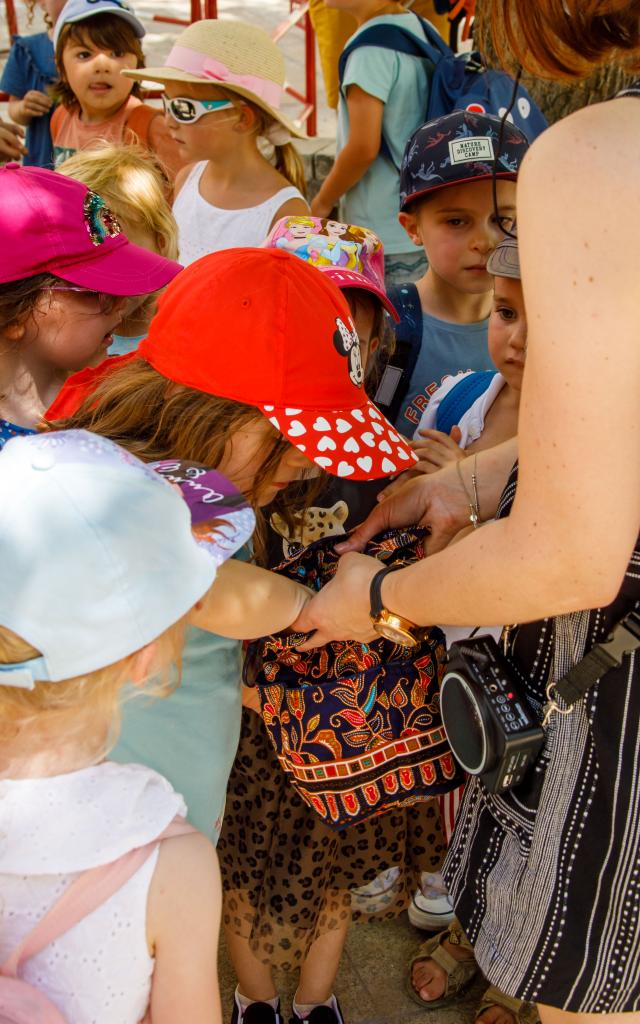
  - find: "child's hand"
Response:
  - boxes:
[410,425,464,474]
[241,685,262,714]
[19,90,52,120]
[0,120,26,160]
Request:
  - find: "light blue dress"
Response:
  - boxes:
[110,623,243,841]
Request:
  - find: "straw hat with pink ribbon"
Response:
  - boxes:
[123,19,306,141]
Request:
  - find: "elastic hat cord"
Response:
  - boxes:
[493,67,522,241]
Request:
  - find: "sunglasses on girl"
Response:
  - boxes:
[162,96,235,124]
[49,284,123,315]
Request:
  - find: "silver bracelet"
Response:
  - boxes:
[456,456,480,529]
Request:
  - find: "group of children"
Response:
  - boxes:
[0,1,536,1022]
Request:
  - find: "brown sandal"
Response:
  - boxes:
[406,920,478,1009]
[475,985,541,1024]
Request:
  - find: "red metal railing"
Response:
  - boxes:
[2,0,317,135]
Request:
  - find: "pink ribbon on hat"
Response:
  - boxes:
[166,45,284,109]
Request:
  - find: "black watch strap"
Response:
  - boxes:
[370,564,404,618]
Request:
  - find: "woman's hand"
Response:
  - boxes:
[410,425,464,474]
[292,552,382,648]
[335,462,473,555]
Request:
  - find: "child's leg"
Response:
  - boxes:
[225,910,279,1001]
[296,907,352,1005]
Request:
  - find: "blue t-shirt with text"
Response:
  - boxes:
[396,310,493,431]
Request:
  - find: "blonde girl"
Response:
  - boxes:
[0,428,240,1022]
[58,143,179,355]
[124,19,310,265]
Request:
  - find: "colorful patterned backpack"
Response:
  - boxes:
[245,528,463,830]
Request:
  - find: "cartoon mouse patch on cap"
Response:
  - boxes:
[333,317,363,387]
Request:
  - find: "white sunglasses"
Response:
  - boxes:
[162,95,235,124]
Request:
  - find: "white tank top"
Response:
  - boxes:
[173,161,305,265]
[0,761,187,1024]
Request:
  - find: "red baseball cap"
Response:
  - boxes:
[139,248,416,480]
[0,164,182,295]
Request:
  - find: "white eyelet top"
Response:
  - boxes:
[0,761,186,1023]
[173,160,304,265]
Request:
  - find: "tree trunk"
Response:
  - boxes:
[473,2,635,123]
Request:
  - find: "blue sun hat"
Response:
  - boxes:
[53,0,145,50]
[399,110,529,211]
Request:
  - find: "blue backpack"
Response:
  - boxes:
[337,13,547,166]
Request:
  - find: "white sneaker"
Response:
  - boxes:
[408,889,455,931]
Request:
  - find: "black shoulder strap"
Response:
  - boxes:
[552,608,640,709]
[374,283,422,424]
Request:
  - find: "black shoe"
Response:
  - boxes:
[289,1000,345,1024]
[231,994,283,1024]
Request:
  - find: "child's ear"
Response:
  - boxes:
[369,335,380,354]
[2,321,26,343]
[235,103,257,134]
[398,211,422,248]
[130,641,158,687]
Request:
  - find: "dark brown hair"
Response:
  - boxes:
[54,13,144,108]
[490,0,640,79]
[0,273,61,331]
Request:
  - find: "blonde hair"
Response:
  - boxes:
[216,87,307,198]
[0,620,186,766]
[57,144,179,261]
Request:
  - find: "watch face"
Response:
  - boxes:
[373,620,419,648]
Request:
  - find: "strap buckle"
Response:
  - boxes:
[596,609,640,669]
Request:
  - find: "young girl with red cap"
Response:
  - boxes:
[211,220,447,1024]
[122,20,309,264]
[46,248,417,859]
[0,163,181,450]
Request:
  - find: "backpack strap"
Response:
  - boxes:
[0,816,197,978]
[124,102,158,147]
[435,370,498,436]
[374,283,423,423]
[338,16,447,168]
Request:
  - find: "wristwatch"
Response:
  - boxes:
[369,564,423,648]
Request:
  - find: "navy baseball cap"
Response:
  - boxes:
[399,110,529,212]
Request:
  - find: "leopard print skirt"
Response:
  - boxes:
[219,708,445,970]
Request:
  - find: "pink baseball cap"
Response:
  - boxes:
[0,164,182,295]
[264,216,400,322]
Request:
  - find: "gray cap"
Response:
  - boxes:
[53,0,145,50]
[487,235,520,280]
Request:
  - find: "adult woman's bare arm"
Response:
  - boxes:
[296,102,640,643]
[336,436,518,554]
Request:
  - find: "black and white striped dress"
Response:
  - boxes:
[443,466,640,1012]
